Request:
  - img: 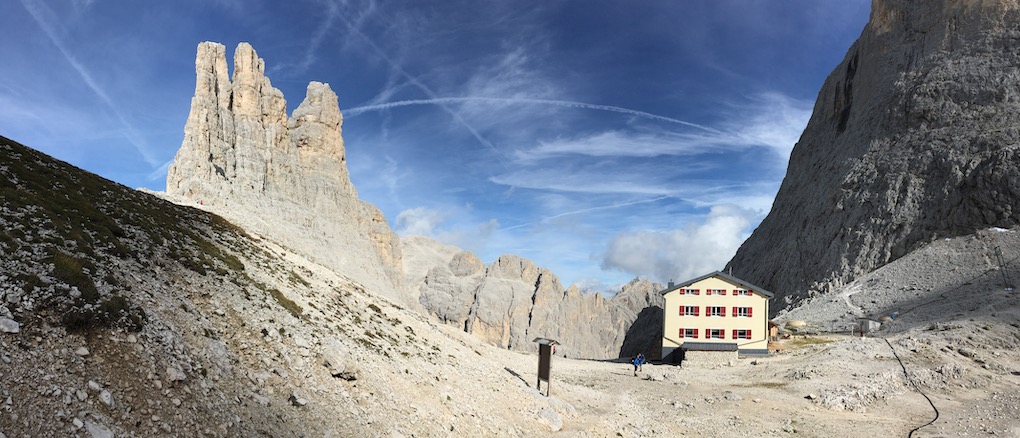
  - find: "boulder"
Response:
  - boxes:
[0,317,19,334]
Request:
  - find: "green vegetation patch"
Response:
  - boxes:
[51,250,100,303]
[61,294,146,333]
[288,270,310,287]
[269,288,303,319]
[785,336,838,349]
[17,273,43,294]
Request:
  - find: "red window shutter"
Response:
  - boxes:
[679,328,684,337]
[748,330,752,338]
[733,289,738,295]
[694,329,699,339]
[748,307,753,317]
[721,289,726,295]
[694,289,700,295]
[694,306,700,317]
[732,329,737,339]
[732,306,737,317]
[722,307,727,317]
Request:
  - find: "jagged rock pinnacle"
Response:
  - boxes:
[167,42,401,296]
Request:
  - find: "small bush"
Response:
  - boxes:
[100,294,130,315]
[61,307,96,331]
[61,294,145,333]
[18,273,42,294]
[51,250,99,303]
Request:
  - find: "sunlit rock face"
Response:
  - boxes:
[403,236,664,359]
[167,42,402,297]
[727,0,1020,310]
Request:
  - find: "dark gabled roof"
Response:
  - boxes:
[660,270,775,299]
[681,342,738,352]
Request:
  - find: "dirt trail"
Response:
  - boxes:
[495,332,1020,437]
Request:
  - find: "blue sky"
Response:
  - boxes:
[1,0,870,293]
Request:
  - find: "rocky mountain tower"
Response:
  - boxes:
[167,42,402,296]
[727,0,1020,309]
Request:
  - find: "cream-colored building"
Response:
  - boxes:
[660,271,773,363]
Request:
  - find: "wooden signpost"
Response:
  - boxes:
[533,338,559,397]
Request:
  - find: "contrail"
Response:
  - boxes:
[502,195,671,231]
[269,1,339,76]
[345,97,723,134]
[333,8,508,166]
[19,0,160,168]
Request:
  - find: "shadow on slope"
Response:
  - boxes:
[782,228,1020,336]
[618,305,662,359]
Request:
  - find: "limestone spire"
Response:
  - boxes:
[166,41,402,297]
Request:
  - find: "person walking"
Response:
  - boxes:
[632,355,642,376]
[637,353,646,372]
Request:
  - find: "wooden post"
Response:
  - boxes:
[533,338,558,397]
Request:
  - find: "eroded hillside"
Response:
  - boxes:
[0,136,581,436]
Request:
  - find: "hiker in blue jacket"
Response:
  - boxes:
[632,355,644,376]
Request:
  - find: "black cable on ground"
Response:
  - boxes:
[883,337,940,437]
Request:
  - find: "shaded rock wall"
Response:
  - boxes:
[727,0,1020,310]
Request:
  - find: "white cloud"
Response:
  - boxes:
[436,219,499,254]
[394,206,499,256]
[508,92,812,164]
[517,130,719,162]
[491,169,673,196]
[599,204,758,283]
[394,206,448,236]
[722,92,812,158]
[571,277,628,297]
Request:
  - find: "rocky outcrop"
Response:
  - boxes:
[727,0,1020,310]
[164,42,664,357]
[167,42,402,298]
[404,237,663,359]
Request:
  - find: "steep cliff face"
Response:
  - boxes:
[727,0,1020,309]
[165,42,664,357]
[166,42,402,298]
[404,237,663,359]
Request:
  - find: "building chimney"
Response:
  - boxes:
[667,279,675,289]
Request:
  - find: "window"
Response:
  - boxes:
[733,307,752,318]
[708,329,725,339]
[707,288,727,296]
[734,289,753,296]
[680,328,699,339]
[682,288,700,295]
[732,329,752,340]
[680,305,699,316]
[707,306,726,317]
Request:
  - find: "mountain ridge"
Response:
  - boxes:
[165,41,663,359]
[728,0,1020,310]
